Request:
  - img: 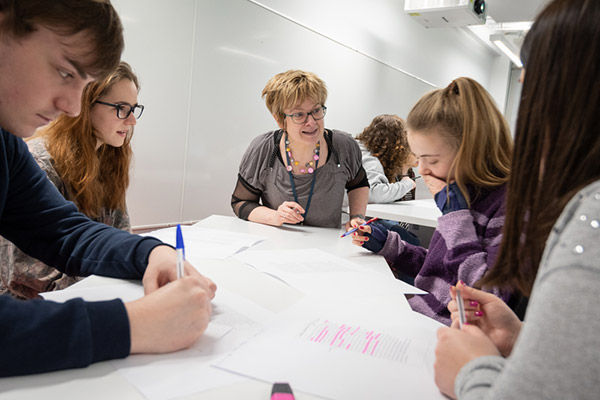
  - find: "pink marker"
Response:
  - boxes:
[271,382,295,400]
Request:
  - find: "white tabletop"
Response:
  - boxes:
[0,216,442,400]
[365,199,441,228]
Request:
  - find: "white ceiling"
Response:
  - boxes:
[485,0,551,23]
[400,0,552,65]
[471,0,552,66]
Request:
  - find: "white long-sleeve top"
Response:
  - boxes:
[358,142,415,204]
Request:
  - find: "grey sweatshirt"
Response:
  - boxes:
[455,180,600,399]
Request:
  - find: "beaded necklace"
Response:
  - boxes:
[285,138,320,173]
[283,132,320,221]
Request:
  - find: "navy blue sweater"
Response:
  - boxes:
[0,128,163,376]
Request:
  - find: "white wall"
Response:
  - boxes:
[488,56,512,113]
[505,66,524,136]
[111,0,509,227]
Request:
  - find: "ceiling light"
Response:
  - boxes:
[490,33,523,67]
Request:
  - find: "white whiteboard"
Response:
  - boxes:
[112,0,505,226]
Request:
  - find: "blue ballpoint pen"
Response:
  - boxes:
[340,217,379,238]
[175,224,185,279]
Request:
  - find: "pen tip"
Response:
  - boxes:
[176,224,184,248]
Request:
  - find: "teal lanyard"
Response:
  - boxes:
[284,132,319,221]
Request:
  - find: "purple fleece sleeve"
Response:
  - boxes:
[409,205,510,325]
[378,230,428,278]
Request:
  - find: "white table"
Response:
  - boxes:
[0,215,441,400]
[365,199,441,228]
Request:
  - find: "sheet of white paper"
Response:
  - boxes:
[142,225,265,260]
[43,283,276,400]
[233,248,427,296]
[110,288,275,400]
[215,297,446,400]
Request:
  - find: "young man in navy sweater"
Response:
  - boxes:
[0,0,216,377]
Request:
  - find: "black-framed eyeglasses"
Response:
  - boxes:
[95,100,145,120]
[284,106,327,124]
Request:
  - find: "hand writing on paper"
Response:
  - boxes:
[143,245,216,297]
[126,275,213,353]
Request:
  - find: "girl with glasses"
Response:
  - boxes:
[0,61,143,299]
[231,69,369,229]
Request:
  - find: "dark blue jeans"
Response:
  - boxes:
[376,219,421,246]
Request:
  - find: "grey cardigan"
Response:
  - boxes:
[455,179,600,399]
[0,137,131,299]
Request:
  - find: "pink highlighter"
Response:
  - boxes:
[271,382,295,400]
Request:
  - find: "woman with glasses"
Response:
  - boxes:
[0,61,144,299]
[231,69,369,228]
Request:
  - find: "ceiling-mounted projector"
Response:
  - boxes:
[404,0,487,28]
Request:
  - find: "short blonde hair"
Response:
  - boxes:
[262,70,327,125]
[406,77,513,206]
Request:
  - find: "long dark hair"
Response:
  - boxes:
[480,0,600,296]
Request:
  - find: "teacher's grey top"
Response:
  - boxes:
[236,129,367,228]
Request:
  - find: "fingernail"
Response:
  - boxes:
[364,237,369,241]
[469,300,479,307]
[464,321,469,325]
[474,311,484,317]
[459,280,466,285]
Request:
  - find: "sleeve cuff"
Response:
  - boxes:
[379,230,406,258]
[87,299,131,363]
[455,355,506,398]
[134,236,168,275]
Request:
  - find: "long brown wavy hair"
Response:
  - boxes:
[29,61,139,218]
[406,77,513,207]
[480,0,600,296]
[356,114,411,181]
